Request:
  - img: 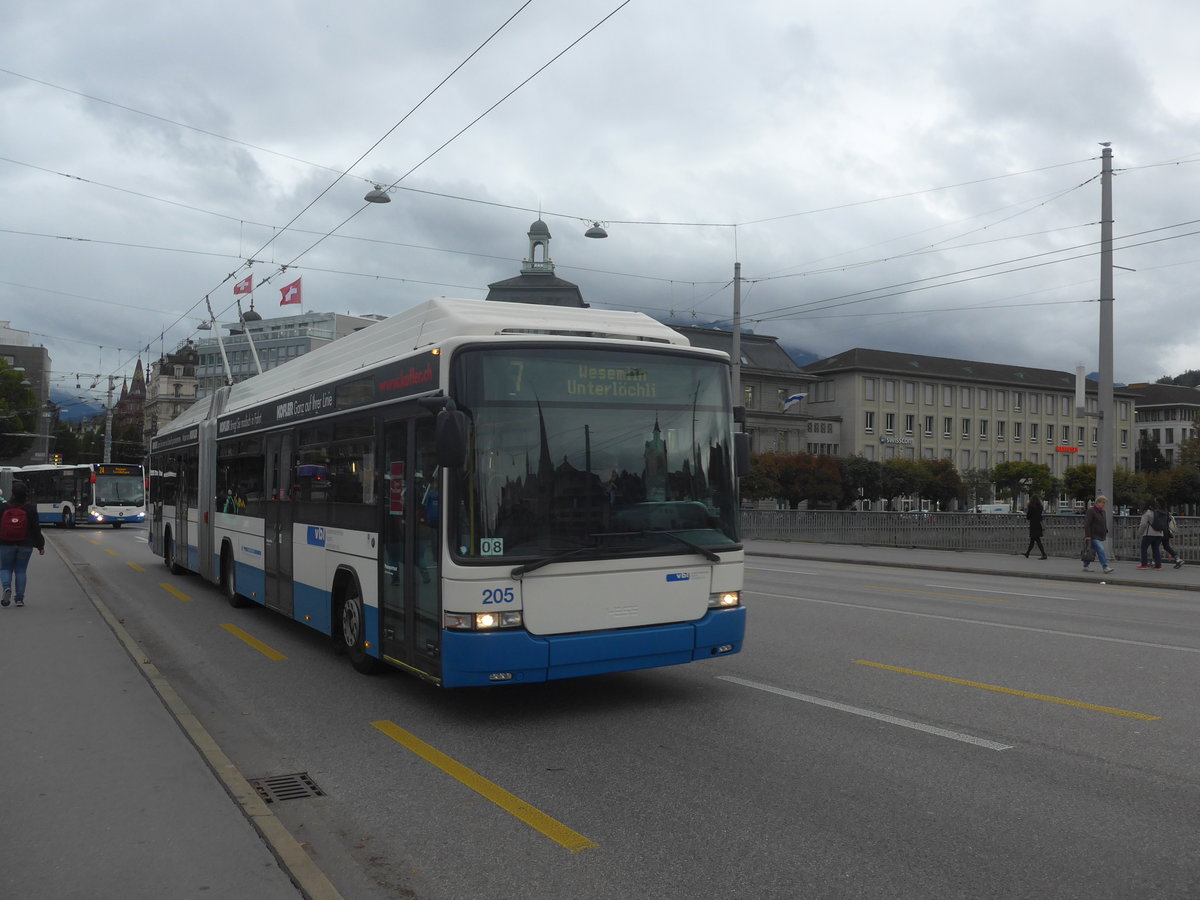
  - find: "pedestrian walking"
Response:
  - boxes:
[1023,493,1048,559]
[1,483,45,608]
[1161,508,1185,568]
[1137,498,1170,569]
[1083,495,1114,574]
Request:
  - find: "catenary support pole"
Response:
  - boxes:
[1097,145,1115,503]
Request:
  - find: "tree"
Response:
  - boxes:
[959,468,993,509]
[840,455,881,508]
[0,360,37,462]
[991,460,1052,505]
[793,454,844,508]
[1136,434,1168,473]
[742,452,785,504]
[879,458,928,509]
[1062,464,1097,503]
[1165,466,1200,511]
[917,458,961,509]
[1112,468,1148,511]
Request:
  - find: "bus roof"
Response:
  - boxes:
[160,298,700,439]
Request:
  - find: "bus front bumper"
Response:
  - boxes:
[439,606,746,688]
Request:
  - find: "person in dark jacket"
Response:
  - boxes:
[0,483,46,608]
[1023,493,1048,559]
[1083,495,1114,574]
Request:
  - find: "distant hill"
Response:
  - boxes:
[50,387,105,423]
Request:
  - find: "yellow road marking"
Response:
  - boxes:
[159,583,192,602]
[865,585,1008,603]
[90,540,101,546]
[220,624,287,661]
[855,660,1160,720]
[127,562,145,572]
[372,720,599,853]
[104,548,118,556]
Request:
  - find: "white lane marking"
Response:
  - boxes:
[926,583,1078,601]
[717,675,1013,751]
[753,591,1200,655]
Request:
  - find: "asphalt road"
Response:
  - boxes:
[55,528,1200,899]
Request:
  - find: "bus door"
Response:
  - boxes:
[172,458,188,562]
[380,418,441,677]
[263,433,295,616]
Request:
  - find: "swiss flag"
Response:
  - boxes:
[233,275,253,294]
[279,277,302,306]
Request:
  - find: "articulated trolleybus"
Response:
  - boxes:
[17,462,147,528]
[149,298,747,687]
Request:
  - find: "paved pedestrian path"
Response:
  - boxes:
[0,534,337,900]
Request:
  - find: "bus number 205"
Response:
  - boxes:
[482,587,515,604]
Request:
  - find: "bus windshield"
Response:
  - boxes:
[450,346,739,561]
[96,474,146,507]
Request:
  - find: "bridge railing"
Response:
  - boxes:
[740,509,1186,562]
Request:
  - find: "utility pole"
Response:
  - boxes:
[103,375,115,463]
[1097,144,1115,503]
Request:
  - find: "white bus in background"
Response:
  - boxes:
[17,463,147,527]
[148,298,748,688]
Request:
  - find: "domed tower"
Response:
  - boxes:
[485,219,587,307]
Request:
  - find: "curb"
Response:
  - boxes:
[52,536,345,900]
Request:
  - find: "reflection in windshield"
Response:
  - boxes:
[96,475,146,507]
[451,347,739,560]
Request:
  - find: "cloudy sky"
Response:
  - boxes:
[3,0,1200,409]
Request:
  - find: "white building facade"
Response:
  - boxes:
[802,349,1136,477]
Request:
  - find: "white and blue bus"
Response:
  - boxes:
[148,298,747,687]
[17,462,147,528]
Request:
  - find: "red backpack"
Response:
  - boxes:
[1,504,29,542]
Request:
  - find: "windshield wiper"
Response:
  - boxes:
[510,544,626,579]
[641,530,721,562]
[509,530,721,578]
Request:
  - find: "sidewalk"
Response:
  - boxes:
[0,536,337,900]
[743,538,1200,592]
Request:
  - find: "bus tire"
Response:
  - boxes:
[62,508,75,528]
[221,546,249,608]
[164,529,186,576]
[339,581,380,675]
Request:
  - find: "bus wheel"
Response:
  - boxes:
[339,583,380,675]
[62,508,75,528]
[164,531,186,575]
[221,548,248,608]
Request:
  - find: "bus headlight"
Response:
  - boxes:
[709,591,740,609]
[444,610,523,631]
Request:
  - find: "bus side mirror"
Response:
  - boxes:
[436,409,469,468]
[734,432,750,477]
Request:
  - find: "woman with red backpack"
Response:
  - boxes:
[1,482,45,608]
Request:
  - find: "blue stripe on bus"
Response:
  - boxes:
[293,581,334,636]
[440,607,746,688]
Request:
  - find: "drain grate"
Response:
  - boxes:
[248,772,325,804]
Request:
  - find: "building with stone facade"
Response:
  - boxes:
[671,325,833,456]
[0,321,54,466]
[145,342,200,439]
[801,348,1138,479]
[1125,382,1200,468]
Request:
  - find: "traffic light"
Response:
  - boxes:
[51,453,62,464]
